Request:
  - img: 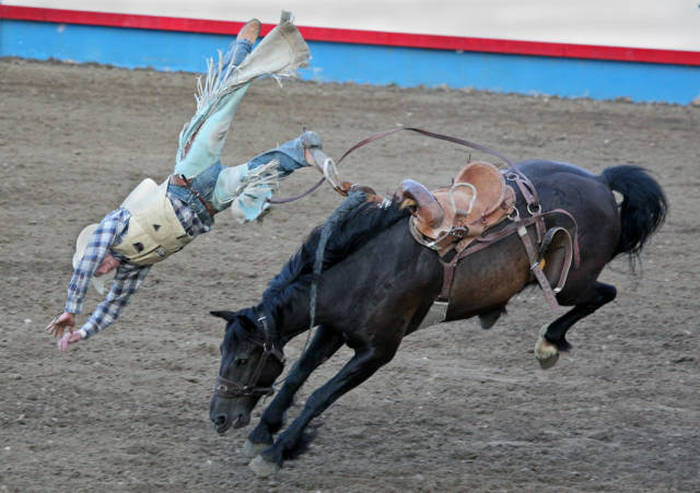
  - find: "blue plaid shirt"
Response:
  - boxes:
[66,194,210,339]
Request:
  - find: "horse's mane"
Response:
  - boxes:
[261,194,409,317]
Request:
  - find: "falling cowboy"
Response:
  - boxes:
[47,14,336,350]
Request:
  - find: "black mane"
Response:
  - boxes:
[261,196,409,316]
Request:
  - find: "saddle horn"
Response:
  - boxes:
[395,179,444,229]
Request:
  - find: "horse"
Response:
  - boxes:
[208,159,666,476]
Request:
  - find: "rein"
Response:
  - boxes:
[336,126,514,167]
[268,126,515,204]
[214,311,286,399]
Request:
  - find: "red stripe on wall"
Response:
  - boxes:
[2,5,699,66]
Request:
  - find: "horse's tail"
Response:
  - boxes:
[600,165,667,262]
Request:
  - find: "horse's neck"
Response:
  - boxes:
[269,212,423,345]
[266,290,312,346]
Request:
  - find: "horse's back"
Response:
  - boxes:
[515,159,598,179]
[514,159,617,222]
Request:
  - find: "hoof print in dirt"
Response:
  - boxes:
[249,455,281,477]
[241,439,269,459]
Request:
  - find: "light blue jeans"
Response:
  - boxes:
[170,36,311,222]
[223,36,310,177]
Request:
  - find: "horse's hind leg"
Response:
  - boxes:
[535,281,617,369]
[243,325,344,457]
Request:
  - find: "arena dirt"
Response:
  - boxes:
[1,58,698,492]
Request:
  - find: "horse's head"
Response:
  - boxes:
[208,309,286,434]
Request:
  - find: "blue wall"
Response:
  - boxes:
[2,19,699,104]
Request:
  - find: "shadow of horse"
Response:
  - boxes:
[209,159,666,476]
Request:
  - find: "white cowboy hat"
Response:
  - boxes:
[72,224,114,295]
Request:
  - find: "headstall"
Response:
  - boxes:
[214,311,285,399]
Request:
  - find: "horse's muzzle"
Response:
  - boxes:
[210,395,252,434]
[211,412,231,434]
[211,411,250,434]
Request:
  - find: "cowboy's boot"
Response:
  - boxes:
[238,18,261,43]
[301,130,341,190]
[223,19,261,68]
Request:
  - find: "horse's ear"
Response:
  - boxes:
[210,310,237,322]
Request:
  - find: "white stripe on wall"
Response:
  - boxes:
[5,0,700,51]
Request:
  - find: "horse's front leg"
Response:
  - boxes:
[249,342,400,476]
[243,325,344,457]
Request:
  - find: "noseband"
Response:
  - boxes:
[214,311,285,399]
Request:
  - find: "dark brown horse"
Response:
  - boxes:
[208,160,666,476]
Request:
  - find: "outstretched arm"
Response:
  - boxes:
[64,209,130,316]
[78,262,152,339]
[49,209,129,344]
[56,262,151,351]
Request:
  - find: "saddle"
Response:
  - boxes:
[397,161,516,254]
[325,126,577,314]
[396,162,577,313]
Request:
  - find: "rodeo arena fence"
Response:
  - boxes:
[1,1,699,104]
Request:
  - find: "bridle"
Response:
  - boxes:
[214,311,286,399]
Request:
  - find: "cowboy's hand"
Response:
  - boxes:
[46,312,75,339]
[57,331,82,352]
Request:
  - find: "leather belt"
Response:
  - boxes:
[169,174,217,218]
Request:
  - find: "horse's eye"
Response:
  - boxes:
[235,358,248,366]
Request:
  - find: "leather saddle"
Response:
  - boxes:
[396,161,516,254]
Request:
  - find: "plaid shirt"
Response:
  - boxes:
[67,194,210,339]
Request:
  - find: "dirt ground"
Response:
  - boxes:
[1,57,698,492]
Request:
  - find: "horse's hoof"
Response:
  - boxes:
[535,336,560,369]
[241,439,270,459]
[249,454,281,477]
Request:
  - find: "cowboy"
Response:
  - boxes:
[47,15,336,350]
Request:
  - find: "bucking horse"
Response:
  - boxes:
[208,133,666,476]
